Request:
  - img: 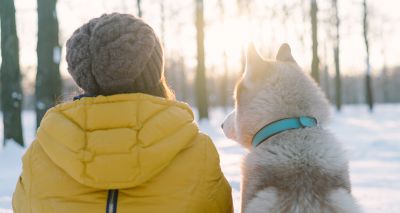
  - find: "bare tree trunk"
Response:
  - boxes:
[322,44,331,102]
[237,0,249,74]
[36,0,62,126]
[0,0,24,146]
[333,0,342,111]
[381,65,389,102]
[221,51,229,110]
[160,0,165,43]
[236,0,250,15]
[217,0,229,110]
[195,0,209,119]
[310,0,320,84]
[362,0,374,111]
[334,48,342,110]
[379,36,389,103]
[179,58,188,102]
[323,64,331,101]
[137,0,142,17]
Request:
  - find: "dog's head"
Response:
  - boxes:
[222,43,330,149]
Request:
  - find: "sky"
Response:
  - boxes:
[5,0,400,81]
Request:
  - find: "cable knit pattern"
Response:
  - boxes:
[66,13,163,95]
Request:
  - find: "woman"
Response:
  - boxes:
[13,13,233,213]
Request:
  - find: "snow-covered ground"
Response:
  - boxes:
[1,105,400,213]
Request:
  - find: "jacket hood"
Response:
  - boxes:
[37,93,199,189]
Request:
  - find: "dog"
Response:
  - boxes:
[221,43,361,213]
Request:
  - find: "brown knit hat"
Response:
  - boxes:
[66,13,164,96]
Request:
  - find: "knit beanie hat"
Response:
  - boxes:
[66,13,164,96]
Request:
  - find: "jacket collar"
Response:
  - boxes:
[73,94,96,100]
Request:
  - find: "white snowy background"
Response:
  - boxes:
[1,105,400,212]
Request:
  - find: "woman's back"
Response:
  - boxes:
[13,93,233,212]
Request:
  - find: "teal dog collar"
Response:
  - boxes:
[252,116,318,148]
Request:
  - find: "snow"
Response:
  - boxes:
[36,101,46,110]
[1,105,400,213]
[11,92,22,101]
[0,111,36,213]
[10,92,23,108]
[53,46,61,64]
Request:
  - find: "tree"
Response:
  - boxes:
[332,0,342,111]
[380,44,389,103]
[310,0,320,84]
[178,58,188,102]
[362,0,374,111]
[380,64,389,102]
[137,0,142,17]
[36,0,62,126]
[376,19,391,103]
[237,0,250,73]
[195,0,209,119]
[217,0,229,110]
[321,43,331,102]
[160,0,165,42]
[0,0,24,146]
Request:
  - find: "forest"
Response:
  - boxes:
[1,1,400,212]
[1,0,399,148]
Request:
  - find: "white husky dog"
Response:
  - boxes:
[222,43,361,213]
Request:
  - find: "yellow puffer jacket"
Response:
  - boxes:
[13,93,233,213]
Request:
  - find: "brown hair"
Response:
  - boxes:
[134,75,176,100]
[59,74,175,103]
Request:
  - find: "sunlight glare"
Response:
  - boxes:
[206,16,255,70]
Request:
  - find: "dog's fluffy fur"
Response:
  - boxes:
[222,44,361,213]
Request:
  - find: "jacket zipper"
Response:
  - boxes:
[106,189,119,213]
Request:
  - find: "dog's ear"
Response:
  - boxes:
[276,43,296,63]
[246,42,264,65]
[244,43,269,84]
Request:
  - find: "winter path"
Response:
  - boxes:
[1,105,400,212]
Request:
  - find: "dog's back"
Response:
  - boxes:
[243,129,360,213]
[246,187,358,213]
